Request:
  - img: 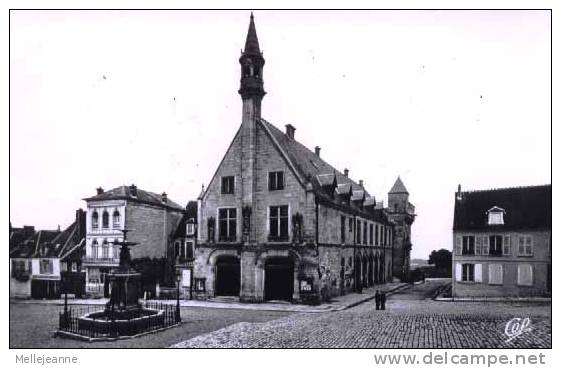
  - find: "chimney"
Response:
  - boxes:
[130,184,138,197]
[359,179,364,187]
[285,124,296,139]
[344,168,349,177]
[76,208,86,239]
[314,146,321,157]
[161,192,168,203]
[456,184,462,201]
[96,187,104,195]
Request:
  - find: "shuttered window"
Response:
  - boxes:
[489,264,503,285]
[455,236,462,255]
[475,236,483,255]
[503,236,511,255]
[482,236,490,255]
[474,264,482,282]
[517,264,533,286]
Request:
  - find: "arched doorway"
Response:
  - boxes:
[215,255,240,296]
[264,257,294,301]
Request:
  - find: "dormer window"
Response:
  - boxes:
[487,206,505,225]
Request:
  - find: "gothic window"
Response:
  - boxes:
[92,211,99,229]
[356,221,361,245]
[102,211,109,228]
[113,210,120,228]
[218,209,237,242]
[269,205,289,241]
[363,222,367,245]
[268,171,285,191]
[369,224,374,245]
[221,176,235,194]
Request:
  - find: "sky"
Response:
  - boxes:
[9,10,551,259]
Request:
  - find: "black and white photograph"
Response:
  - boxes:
[7,6,553,362]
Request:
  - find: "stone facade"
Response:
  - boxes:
[193,15,411,304]
[83,185,184,296]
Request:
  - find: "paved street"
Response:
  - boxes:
[9,304,291,348]
[172,280,551,348]
[10,280,551,348]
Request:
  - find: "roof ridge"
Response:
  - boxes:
[259,117,363,188]
[461,184,551,194]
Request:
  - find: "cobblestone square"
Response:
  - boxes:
[172,281,551,348]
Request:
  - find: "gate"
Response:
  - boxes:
[264,257,294,301]
[215,256,240,296]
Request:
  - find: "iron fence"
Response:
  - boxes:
[58,302,180,339]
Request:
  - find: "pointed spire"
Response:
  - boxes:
[389,176,409,194]
[244,12,261,55]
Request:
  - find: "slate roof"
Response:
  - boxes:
[453,185,551,231]
[10,212,86,259]
[260,119,369,195]
[84,185,184,212]
[389,176,408,194]
[259,118,392,224]
[9,226,35,251]
[244,13,261,55]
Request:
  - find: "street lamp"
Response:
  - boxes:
[175,272,181,323]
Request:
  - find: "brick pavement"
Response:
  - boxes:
[171,283,551,348]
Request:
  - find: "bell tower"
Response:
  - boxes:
[238,13,266,114]
[238,13,265,246]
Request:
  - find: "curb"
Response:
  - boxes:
[338,283,411,311]
[433,297,552,303]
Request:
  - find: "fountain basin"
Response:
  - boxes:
[77,308,163,336]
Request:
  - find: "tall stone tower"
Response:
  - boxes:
[387,177,416,281]
[238,13,265,245]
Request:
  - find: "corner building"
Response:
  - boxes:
[452,184,551,297]
[194,15,415,304]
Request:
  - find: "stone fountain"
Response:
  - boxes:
[56,229,180,341]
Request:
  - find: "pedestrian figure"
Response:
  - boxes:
[374,289,380,310]
[380,291,386,310]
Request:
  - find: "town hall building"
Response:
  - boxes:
[193,14,415,304]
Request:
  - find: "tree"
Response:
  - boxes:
[428,249,452,272]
